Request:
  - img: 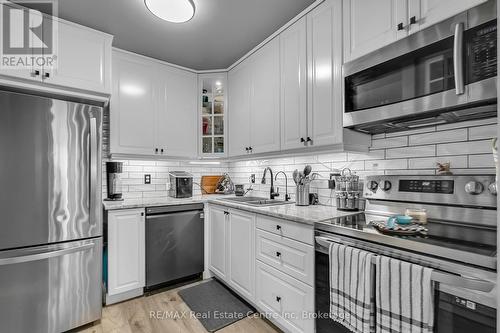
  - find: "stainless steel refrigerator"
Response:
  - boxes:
[0,89,103,332]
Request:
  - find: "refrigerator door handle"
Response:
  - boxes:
[89,117,98,225]
[0,242,95,266]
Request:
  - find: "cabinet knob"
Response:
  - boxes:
[32,70,40,77]
[245,147,249,152]
[276,225,281,231]
[44,72,50,78]
[161,148,164,153]
[300,137,305,143]
[306,137,311,142]
[276,251,281,257]
[141,212,144,216]
[410,16,417,25]
[397,22,404,31]
[276,296,281,303]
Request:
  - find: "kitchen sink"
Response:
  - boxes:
[217,197,294,207]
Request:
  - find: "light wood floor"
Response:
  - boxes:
[74,281,281,333]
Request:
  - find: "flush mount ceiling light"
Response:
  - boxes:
[145,0,195,23]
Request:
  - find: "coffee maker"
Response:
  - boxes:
[105,161,124,201]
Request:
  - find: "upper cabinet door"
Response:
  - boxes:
[410,0,487,33]
[228,61,251,157]
[280,17,308,151]
[306,0,343,147]
[110,51,157,155]
[249,38,281,154]
[157,66,198,158]
[343,0,407,62]
[45,19,112,93]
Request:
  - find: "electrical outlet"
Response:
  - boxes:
[144,174,151,184]
[250,174,255,184]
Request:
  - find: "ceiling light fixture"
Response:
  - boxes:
[144,0,195,23]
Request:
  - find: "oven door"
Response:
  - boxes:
[314,233,497,333]
[435,290,496,333]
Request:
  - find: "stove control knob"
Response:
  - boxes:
[368,181,378,192]
[488,182,497,195]
[380,180,392,191]
[465,181,484,195]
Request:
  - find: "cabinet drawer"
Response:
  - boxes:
[256,215,313,244]
[255,261,314,333]
[256,229,314,286]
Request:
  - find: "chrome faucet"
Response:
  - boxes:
[275,171,290,201]
[261,167,279,200]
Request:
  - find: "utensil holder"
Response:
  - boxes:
[296,184,310,206]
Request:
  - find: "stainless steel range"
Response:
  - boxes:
[315,175,497,333]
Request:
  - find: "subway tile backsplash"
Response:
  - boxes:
[102,112,497,206]
[227,118,498,206]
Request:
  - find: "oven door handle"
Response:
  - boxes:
[453,22,465,95]
[315,236,495,293]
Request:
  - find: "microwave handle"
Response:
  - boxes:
[453,22,465,95]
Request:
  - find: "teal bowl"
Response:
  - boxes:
[387,215,413,228]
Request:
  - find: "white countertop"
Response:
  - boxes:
[208,199,360,225]
[102,194,230,211]
[103,195,361,225]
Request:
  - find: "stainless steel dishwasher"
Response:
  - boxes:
[145,203,204,290]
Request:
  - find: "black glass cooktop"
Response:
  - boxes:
[319,213,497,257]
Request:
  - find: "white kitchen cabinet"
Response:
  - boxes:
[228,60,251,157]
[256,261,314,333]
[228,209,256,301]
[44,18,113,93]
[306,0,344,147]
[208,205,228,279]
[111,50,157,156]
[249,38,281,154]
[343,0,406,62]
[0,3,112,93]
[343,0,487,61]
[228,38,280,157]
[157,66,198,158]
[411,0,487,33]
[107,209,145,300]
[111,49,198,158]
[280,17,308,151]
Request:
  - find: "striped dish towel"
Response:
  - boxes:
[329,242,376,333]
[375,256,434,333]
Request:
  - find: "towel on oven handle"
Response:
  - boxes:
[329,242,376,333]
[375,256,434,333]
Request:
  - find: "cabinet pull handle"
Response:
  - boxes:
[397,22,404,31]
[276,251,281,257]
[32,70,40,77]
[306,137,312,142]
[300,137,305,143]
[410,16,417,25]
[44,72,50,78]
[224,211,229,215]
[276,225,281,231]
[141,212,144,216]
[276,296,281,302]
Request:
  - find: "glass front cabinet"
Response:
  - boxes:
[199,73,227,157]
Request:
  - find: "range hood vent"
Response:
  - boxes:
[352,102,497,135]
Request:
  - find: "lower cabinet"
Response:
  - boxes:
[208,205,256,302]
[256,261,314,333]
[106,208,145,304]
[207,205,315,333]
[228,209,256,301]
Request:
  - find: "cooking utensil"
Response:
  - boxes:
[293,169,300,185]
[303,165,312,177]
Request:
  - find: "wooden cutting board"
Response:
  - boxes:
[201,175,222,194]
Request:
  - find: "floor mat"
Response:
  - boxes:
[178,279,255,332]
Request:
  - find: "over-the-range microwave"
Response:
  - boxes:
[343,1,497,134]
